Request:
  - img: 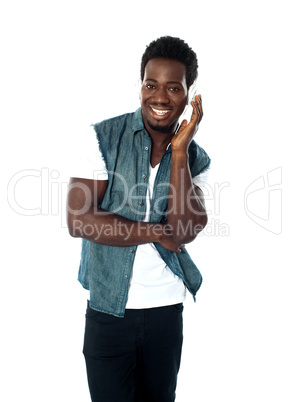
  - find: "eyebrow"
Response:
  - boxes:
[145,78,183,85]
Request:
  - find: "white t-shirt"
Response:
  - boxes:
[73,126,209,309]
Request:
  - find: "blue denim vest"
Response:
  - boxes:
[78,108,210,317]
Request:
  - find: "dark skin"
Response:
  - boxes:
[141,58,207,242]
[141,58,188,167]
[67,58,207,252]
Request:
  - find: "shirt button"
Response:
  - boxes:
[140,202,144,206]
[124,275,128,279]
[130,249,135,253]
[142,174,147,178]
[145,146,149,150]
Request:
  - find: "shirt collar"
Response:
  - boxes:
[131,108,173,153]
[132,107,145,133]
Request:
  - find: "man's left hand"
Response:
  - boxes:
[171,94,203,152]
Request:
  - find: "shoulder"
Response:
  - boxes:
[90,109,140,165]
[93,110,137,134]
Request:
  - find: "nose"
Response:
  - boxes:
[153,86,170,104]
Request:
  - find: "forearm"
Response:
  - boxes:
[68,206,167,246]
[167,150,207,243]
[67,177,183,253]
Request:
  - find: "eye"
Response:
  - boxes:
[169,87,181,93]
[146,84,155,90]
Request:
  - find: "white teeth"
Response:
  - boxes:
[151,107,170,116]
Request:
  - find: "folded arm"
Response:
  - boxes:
[67,177,184,253]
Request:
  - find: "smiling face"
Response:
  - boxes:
[140,58,188,135]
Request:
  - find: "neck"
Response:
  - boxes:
[149,131,173,151]
[145,122,179,149]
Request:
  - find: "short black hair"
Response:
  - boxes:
[140,36,198,88]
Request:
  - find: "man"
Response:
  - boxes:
[67,36,210,402]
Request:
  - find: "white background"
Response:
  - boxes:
[1,0,287,401]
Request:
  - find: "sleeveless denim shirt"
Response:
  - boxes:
[78,108,211,317]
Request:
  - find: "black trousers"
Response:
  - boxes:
[83,301,183,402]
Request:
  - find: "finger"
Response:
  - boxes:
[191,96,203,123]
[195,95,203,121]
[196,94,203,121]
[190,100,201,123]
[177,245,185,253]
[177,119,188,133]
